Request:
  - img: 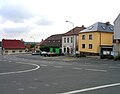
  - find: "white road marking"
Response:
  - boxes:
[57,82,120,94]
[52,82,58,85]
[101,64,108,66]
[34,78,39,81]
[85,69,107,72]
[40,64,47,67]
[0,62,40,75]
[72,67,82,70]
[54,66,63,68]
[18,88,24,91]
[44,84,50,87]
[29,86,37,89]
[109,66,120,69]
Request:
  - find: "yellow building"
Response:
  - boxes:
[78,22,114,55]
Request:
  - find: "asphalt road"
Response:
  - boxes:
[0,54,120,94]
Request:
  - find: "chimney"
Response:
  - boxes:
[105,21,110,25]
[41,39,44,42]
[82,25,84,27]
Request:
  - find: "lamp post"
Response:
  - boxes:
[30,36,35,52]
[66,20,76,55]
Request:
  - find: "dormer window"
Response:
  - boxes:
[109,27,113,31]
[88,26,94,30]
[101,26,106,30]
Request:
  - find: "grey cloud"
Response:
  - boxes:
[0,3,54,26]
[0,4,34,22]
[34,17,54,26]
[3,26,32,34]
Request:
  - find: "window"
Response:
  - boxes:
[5,51,8,53]
[71,37,73,43]
[64,47,66,53]
[19,50,22,52]
[53,49,55,52]
[82,35,85,40]
[12,51,15,53]
[89,34,92,40]
[82,44,85,48]
[89,44,92,49]
[64,38,66,43]
[88,26,94,30]
[67,38,69,43]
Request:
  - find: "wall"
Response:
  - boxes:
[101,32,113,45]
[0,47,2,55]
[2,49,26,55]
[50,48,60,54]
[114,14,120,55]
[78,32,100,53]
[62,35,77,54]
[78,32,113,54]
[114,15,120,39]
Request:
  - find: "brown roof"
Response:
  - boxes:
[41,34,63,47]
[63,26,86,36]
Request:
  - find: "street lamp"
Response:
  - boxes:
[66,20,76,55]
[30,36,35,52]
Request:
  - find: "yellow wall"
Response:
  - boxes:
[78,32,113,54]
[101,32,113,45]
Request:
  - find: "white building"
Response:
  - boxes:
[62,26,85,54]
[113,14,120,55]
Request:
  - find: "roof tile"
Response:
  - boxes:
[2,39,25,49]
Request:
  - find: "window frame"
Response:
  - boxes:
[89,44,92,49]
[82,35,85,40]
[82,44,85,48]
[89,34,93,40]
[64,38,66,43]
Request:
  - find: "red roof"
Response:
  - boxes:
[2,39,25,49]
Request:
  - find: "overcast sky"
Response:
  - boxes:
[0,0,119,42]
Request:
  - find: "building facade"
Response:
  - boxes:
[78,22,114,55]
[62,26,85,54]
[41,34,63,54]
[113,14,120,55]
[0,41,2,55]
[2,39,26,55]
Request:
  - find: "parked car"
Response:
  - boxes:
[40,51,48,56]
[32,52,41,55]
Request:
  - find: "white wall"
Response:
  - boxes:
[62,35,77,54]
[2,49,26,55]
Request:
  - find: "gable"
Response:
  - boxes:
[114,14,120,23]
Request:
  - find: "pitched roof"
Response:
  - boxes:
[63,26,86,36]
[2,39,25,49]
[80,22,114,33]
[114,13,120,23]
[41,34,63,47]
